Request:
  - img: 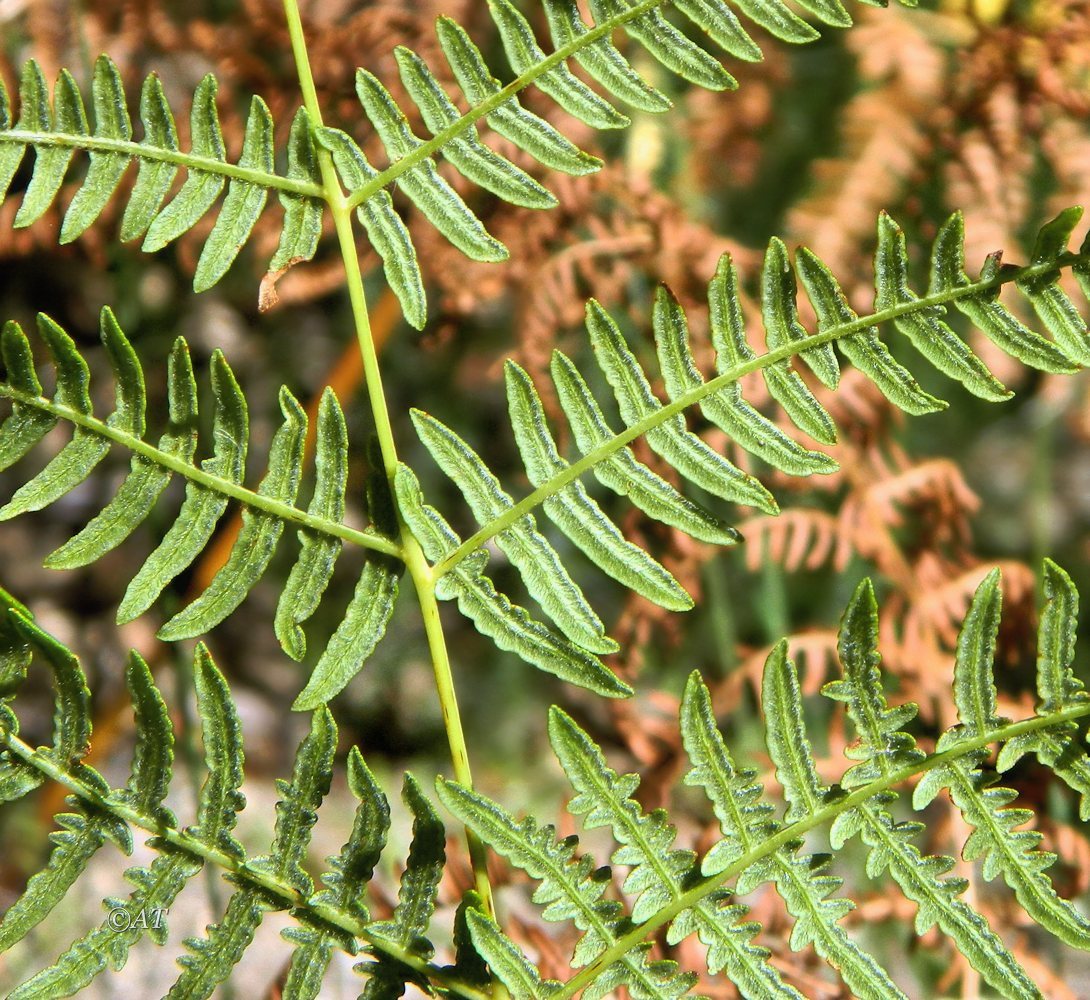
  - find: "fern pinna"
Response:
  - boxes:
[2,561,1089,997]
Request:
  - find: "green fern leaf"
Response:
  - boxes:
[12,63,83,228]
[158,386,307,640]
[394,464,629,698]
[825,581,1039,999]
[550,351,739,545]
[281,747,391,997]
[141,75,226,252]
[270,108,323,272]
[874,212,1011,401]
[420,212,1088,677]
[189,644,246,859]
[555,704,800,999]
[0,614,131,951]
[437,777,696,1000]
[116,346,247,621]
[395,47,557,210]
[44,315,185,570]
[293,557,400,710]
[0,313,403,704]
[759,239,839,435]
[928,213,1077,373]
[329,0,930,325]
[0,315,110,520]
[491,0,632,126]
[412,408,613,652]
[167,886,269,1000]
[465,908,563,999]
[0,57,322,289]
[354,69,508,262]
[192,95,274,292]
[915,570,1090,950]
[118,652,175,823]
[541,0,674,112]
[118,73,181,242]
[1015,207,1090,365]
[662,272,837,475]
[0,321,58,471]
[275,389,348,660]
[249,708,336,893]
[8,656,201,1000]
[761,643,907,999]
[679,676,806,998]
[59,56,131,243]
[435,16,600,176]
[172,709,335,999]
[998,561,1090,819]
[589,0,735,91]
[586,299,776,510]
[793,248,945,415]
[316,126,426,329]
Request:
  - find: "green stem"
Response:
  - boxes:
[282,0,500,928]
[557,702,1090,998]
[0,730,491,1000]
[433,250,1090,579]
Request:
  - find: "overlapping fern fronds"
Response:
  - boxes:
[3,211,1088,707]
[6,558,1089,998]
[0,308,400,708]
[2,0,916,322]
[0,590,478,1000]
[404,209,1090,687]
[441,560,1090,999]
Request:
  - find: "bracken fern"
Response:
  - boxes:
[0,0,1088,996]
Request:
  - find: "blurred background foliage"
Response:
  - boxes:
[0,0,1089,995]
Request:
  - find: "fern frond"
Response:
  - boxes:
[447,561,1090,1000]
[0,310,402,707]
[914,569,1090,950]
[411,212,1087,672]
[437,776,697,1000]
[327,0,915,325]
[824,580,1039,998]
[0,600,490,1000]
[0,57,322,289]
